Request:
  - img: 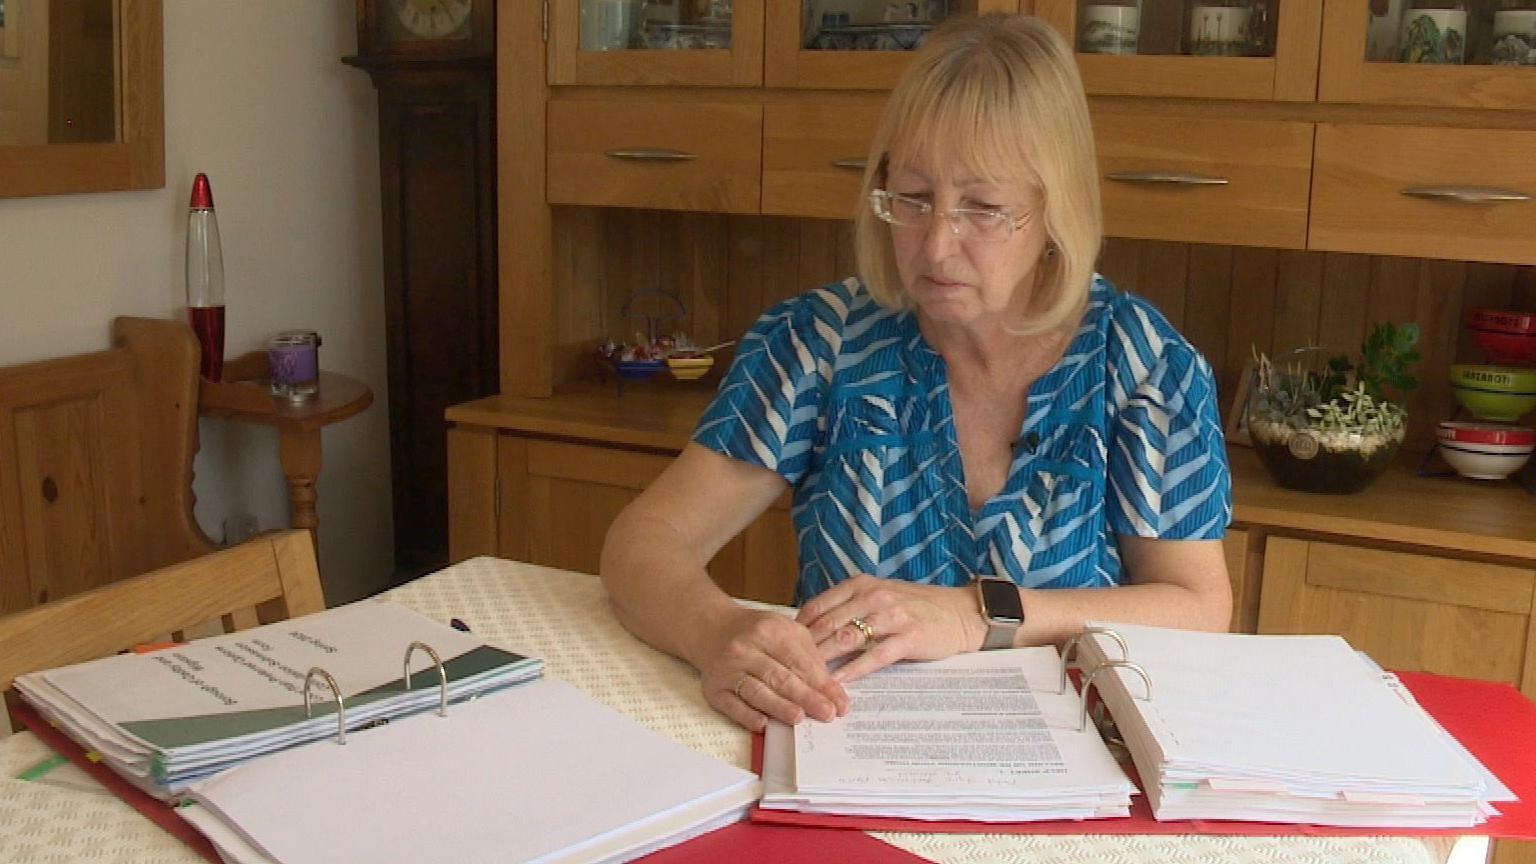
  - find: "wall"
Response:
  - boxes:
[0,0,392,603]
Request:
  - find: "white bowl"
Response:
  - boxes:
[1438,444,1534,480]
[1436,437,1536,456]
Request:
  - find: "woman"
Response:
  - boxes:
[600,13,1232,733]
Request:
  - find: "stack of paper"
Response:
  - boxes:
[762,648,1137,821]
[13,599,542,799]
[176,678,760,864]
[1078,624,1517,827]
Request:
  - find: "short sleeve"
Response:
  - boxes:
[1105,298,1232,540]
[691,284,850,487]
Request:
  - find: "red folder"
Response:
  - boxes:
[750,670,1536,841]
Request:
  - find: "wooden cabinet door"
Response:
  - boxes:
[1318,0,1536,110]
[761,97,883,220]
[548,0,764,86]
[764,0,1019,89]
[1036,0,1322,101]
[1257,537,1536,697]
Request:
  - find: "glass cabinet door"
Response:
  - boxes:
[1318,0,1536,108]
[550,0,764,85]
[765,0,1020,89]
[1035,0,1322,100]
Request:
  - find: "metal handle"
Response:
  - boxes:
[830,157,867,172]
[1106,170,1230,186]
[604,148,697,162]
[1400,186,1532,204]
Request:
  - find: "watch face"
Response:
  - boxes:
[978,578,1025,624]
[388,0,473,40]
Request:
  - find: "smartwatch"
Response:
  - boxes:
[975,577,1025,650]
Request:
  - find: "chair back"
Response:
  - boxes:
[0,317,216,614]
[1,530,325,727]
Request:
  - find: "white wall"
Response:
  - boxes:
[0,1,393,603]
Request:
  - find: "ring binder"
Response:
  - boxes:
[1058,626,1129,694]
[403,640,450,718]
[1078,660,1152,733]
[303,667,348,745]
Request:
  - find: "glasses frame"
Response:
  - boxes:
[869,188,1033,243]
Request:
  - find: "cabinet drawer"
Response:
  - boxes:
[1094,114,1313,248]
[1258,537,1536,694]
[762,99,883,220]
[1311,125,1536,266]
[547,100,762,214]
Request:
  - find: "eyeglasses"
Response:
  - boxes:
[869,189,1032,243]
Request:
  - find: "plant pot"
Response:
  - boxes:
[1248,419,1403,494]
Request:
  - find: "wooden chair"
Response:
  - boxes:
[1,530,326,729]
[0,316,217,615]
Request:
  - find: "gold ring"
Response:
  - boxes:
[731,672,751,700]
[849,616,876,648]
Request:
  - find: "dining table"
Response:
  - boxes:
[0,556,1486,864]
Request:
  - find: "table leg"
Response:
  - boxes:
[279,427,323,543]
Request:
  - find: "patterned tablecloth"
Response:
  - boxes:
[0,557,1474,864]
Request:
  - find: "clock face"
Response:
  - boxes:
[389,0,473,40]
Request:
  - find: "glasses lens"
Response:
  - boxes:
[963,210,1013,242]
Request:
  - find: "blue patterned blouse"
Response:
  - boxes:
[692,275,1231,605]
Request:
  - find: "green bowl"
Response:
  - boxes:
[1449,364,1536,393]
[1451,384,1536,422]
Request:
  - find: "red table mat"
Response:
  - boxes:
[750,670,1536,840]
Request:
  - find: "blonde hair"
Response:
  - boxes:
[853,13,1101,336]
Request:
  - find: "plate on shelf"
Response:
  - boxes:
[809,23,933,51]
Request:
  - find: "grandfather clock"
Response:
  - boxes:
[346,0,497,581]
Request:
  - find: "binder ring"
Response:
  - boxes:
[302,667,348,745]
[403,641,450,718]
[1079,660,1152,733]
[1058,627,1129,694]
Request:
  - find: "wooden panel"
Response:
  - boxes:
[446,426,498,563]
[499,0,554,396]
[762,98,882,220]
[1094,112,1313,248]
[527,439,671,490]
[1318,0,1536,111]
[1223,528,1257,634]
[1258,538,1536,688]
[1311,124,1536,266]
[496,434,532,563]
[741,505,797,606]
[528,475,636,576]
[547,99,762,214]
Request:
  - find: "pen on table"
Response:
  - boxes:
[450,617,471,632]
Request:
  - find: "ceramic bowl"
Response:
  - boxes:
[1448,364,1536,392]
[1437,421,1536,448]
[1438,444,1534,480]
[614,360,664,380]
[1467,308,1536,335]
[665,356,714,381]
[1470,327,1536,366]
[1450,385,1536,422]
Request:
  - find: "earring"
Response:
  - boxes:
[1043,242,1059,258]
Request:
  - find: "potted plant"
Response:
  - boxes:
[1247,323,1421,494]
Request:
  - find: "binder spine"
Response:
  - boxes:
[303,667,349,745]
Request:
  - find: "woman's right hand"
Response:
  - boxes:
[695,608,849,732]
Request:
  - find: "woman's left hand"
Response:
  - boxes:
[795,574,987,683]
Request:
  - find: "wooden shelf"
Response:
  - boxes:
[449,384,1536,564]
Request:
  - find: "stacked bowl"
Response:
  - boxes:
[1446,309,1536,480]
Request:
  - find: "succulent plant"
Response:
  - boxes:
[1250,323,1419,438]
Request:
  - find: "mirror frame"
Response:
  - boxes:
[0,0,163,199]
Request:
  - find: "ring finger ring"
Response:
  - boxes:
[731,672,751,700]
[849,616,876,648]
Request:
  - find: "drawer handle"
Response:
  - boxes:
[830,157,867,172]
[1106,170,1229,186]
[604,148,698,162]
[1400,186,1532,204]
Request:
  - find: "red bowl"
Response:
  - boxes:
[1467,308,1536,335]
[1437,421,1536,446]
[1470,327,1536,366]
